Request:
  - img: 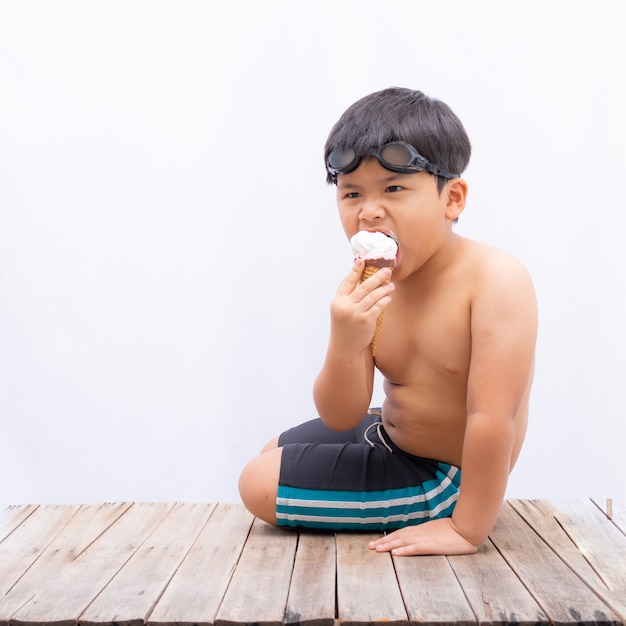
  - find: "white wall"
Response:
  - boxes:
[1,0,625,508]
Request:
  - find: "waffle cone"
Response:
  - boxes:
[360,264,393,357]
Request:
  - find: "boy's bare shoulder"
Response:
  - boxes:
[458,237,536,317]
[460,237,533,284]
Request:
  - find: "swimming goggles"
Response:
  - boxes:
[326,141,459,181]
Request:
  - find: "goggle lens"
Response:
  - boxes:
[378,143,416,169]
[327,146,358,172]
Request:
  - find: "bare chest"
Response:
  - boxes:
[375,286,472,385]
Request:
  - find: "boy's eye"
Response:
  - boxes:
[345,192,360,199]
[386,185,403,193]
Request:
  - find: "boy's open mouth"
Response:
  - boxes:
[368,229,397,243]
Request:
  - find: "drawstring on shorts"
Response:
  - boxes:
[363,419,394,454]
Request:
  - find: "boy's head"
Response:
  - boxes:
[324,87,471,192]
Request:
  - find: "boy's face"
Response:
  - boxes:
[336,157,461,280]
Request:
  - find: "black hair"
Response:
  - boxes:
[324,87,471,192]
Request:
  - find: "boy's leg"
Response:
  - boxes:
[239,414,379,525]
[239,417,461,532]
[261,436,280,453]
[275,415,461,531]
[238,446,283,525]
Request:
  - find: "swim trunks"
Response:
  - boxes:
[276,410,461,531]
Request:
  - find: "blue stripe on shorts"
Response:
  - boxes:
[277,463,460,531]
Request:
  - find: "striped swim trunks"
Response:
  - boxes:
[276,410,461,531]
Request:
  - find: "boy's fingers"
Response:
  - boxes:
[338,261,393,292]
[336,259,365,294]
[368,267,393,285]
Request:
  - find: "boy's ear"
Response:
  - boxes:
[444,178,468,222]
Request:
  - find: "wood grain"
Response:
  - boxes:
[1,500,625,626]
[490,502,621,625]
[148,502,254,626]
[284,532,335,626]
[80,502,216,626]
[215,518,298,626]
[336,533,408,626]
[393,553,476,626]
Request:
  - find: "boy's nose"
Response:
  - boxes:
[359,199,385,222]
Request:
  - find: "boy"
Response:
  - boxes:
[238,87,537,556]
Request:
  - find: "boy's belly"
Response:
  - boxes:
[380,382,529,470]
[381,404,466,467]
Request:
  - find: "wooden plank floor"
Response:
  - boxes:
[0,499,625,626]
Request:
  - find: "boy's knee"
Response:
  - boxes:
[238,447,282,526]
[261,435,280,454]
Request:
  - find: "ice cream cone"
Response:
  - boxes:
[351,231,398,358]
[360,264,393,357]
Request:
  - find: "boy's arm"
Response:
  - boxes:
[313,259,395,430]
[370,254,537,555]
[453,255,537,545]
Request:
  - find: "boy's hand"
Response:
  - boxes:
[368,518,478,556]
[329,259,395,353]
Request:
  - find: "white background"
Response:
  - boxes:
[1,0,625,509]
